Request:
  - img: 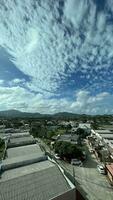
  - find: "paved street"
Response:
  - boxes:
[58,147,113,200]
[39,138,113,200]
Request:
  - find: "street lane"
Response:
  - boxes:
[58,148,113,200]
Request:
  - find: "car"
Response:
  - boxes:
[71,159,82,166]
[54,154,61,160]
[97,164,106,174]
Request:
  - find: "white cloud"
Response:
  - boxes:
[0,0,113,114]
[64,0,89,28]
[0,85,112,115]
[9,78,25,85]
[0,0,112,95]
[0,80,4,84]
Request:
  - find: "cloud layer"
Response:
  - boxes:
[0,0,113,114]
[0,86,113,115]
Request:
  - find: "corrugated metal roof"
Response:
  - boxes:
[95,130,112,134]
[0,163,71,200]
[7,144,42,158]
[100,134,113,139]
[9,136,35,143]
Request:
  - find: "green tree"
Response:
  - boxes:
[54,141,83,160]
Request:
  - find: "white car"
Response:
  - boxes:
[71,159,82,166]
[54,154,61,160]
[97,165,106,174]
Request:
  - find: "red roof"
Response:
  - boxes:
[106,164,113,176]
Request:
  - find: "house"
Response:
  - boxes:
[78,123,91,134]
[88,129,113,162]
[106,163,113,185]
[57,134,79,144]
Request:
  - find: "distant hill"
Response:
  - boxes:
[0,109,82,119]
[53,112,80,118]
[0,109,42,118]
[0,109,112,119]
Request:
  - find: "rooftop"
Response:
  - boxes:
[2,143,46,170]
[7,144,42,158]
[99,125,113,131]
[58,134,78,143]
[106,163,113,176]
[99,134,113,139]
[7,135,36,147]
[79,123,91,129]
[10,132,30,138]
[0,161,71,200]
[95,129,112,134]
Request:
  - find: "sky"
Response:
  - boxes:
[0,0,113,114]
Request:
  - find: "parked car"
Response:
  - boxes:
[54,154,61,160]
[97,164,106,174]
[71,159,82,166]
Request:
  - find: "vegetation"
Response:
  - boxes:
[76,128,90,145]
[54,141,83,160]
[0,138,5,159]
[46,128,66,139]
[30,123,47,138]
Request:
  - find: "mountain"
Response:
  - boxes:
[53,112,80,118]
[0,109,83,119]
[0,109,42,118]
[0,109,112,119]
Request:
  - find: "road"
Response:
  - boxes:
[58,147,113,200]
[39,138,113,200]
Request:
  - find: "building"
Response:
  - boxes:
[7,135,36,148]
[88,129,113,162]
[2,144,47,170]
[106,163,113,185]
[78,123,91,134]
[0,160,76,200]
[57,134,79,144]
[0,129,76,200]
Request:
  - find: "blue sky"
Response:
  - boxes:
[0,0,113,114]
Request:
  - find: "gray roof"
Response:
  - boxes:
[79,123,91,129]
[95,130,112,134]
[9,136,35,143]
[58,134,78,143]
[2,144,46,170]
[0,161,71,200]
[7,136,36,147]
[10,132,30,138]
[7,144,42,159]
[100,134,113,139]
[2,152,46,170]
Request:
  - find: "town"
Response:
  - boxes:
[0,113,113,200]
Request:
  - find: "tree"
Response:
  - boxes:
[46,131,55,139]
[30,123,47,138]
[54,141,83,160]
[0,138,4,147]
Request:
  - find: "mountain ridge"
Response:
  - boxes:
[0,109,81,118]
[0,109,112,118]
